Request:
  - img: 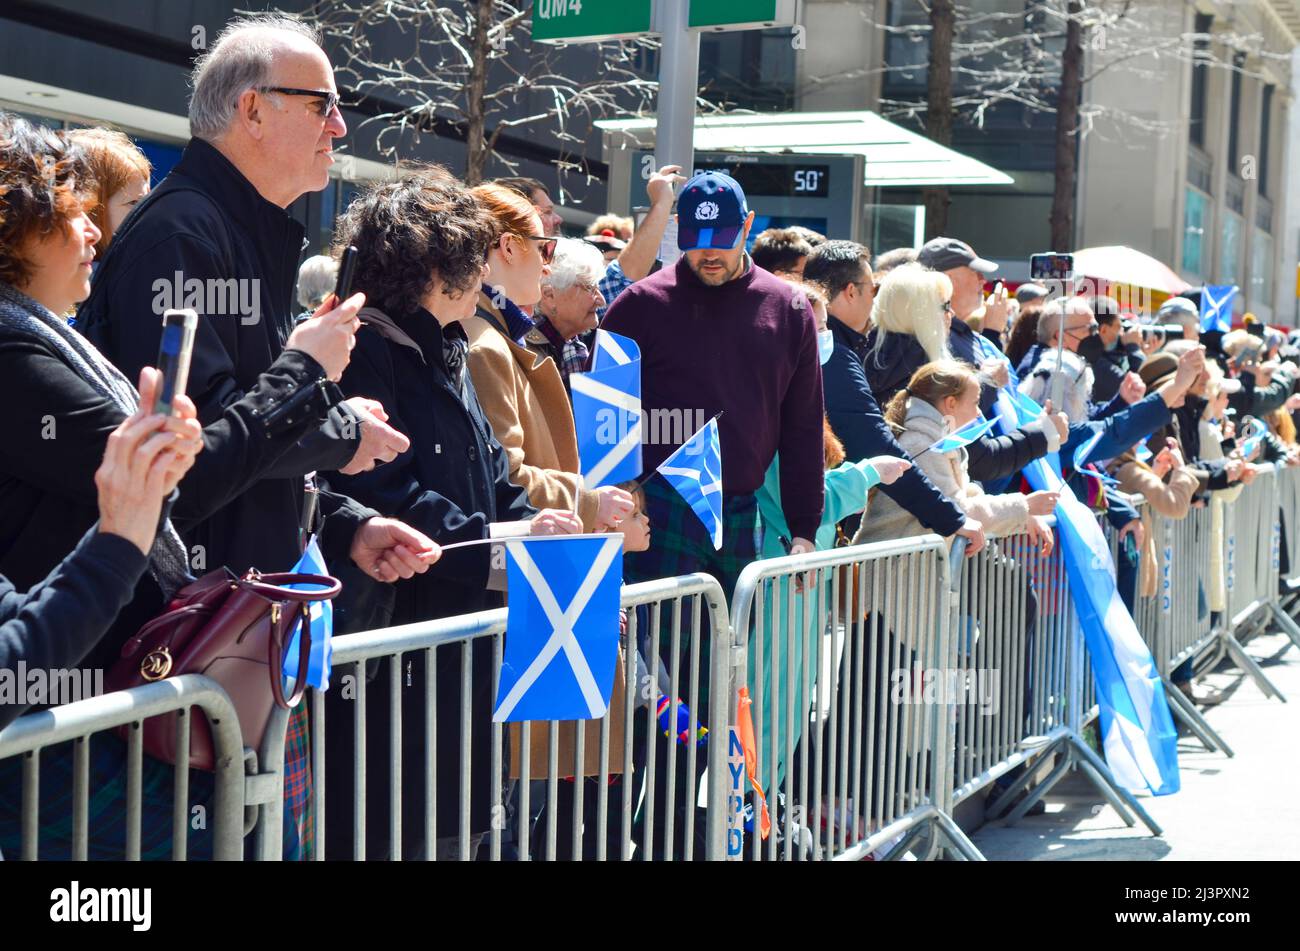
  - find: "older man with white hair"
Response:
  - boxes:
[524,238,607,393]
[78,14,428,598]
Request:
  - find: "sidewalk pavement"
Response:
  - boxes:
[971,628,1300,860]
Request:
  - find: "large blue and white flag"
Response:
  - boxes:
[658,416,724,549]
[572,330,642,487]
[282,537,334,691]
[925,414,998,456]
[1200,284,1238,333]
[995,381,1179,796]
[493,535,623,722]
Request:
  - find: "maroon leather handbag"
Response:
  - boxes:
[106,568,341,770]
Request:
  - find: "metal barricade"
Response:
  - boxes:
[0,674,245,860]
[1272,463,1300,643]
[1219,465,1296,699]
[280,573,730,861]
[1111,498,1231,756]
[950,521,1160,836]
[727,538,982,862]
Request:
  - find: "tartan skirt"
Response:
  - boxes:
[623,477,758,710]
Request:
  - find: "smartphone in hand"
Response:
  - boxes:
[153,308,198,416]
[332,245,358,308]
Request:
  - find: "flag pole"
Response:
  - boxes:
[629,409,725,495]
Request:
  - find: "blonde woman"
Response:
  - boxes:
[862,261,954,408]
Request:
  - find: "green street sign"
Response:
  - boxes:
[688,0,796,31]
[531,0,654,43]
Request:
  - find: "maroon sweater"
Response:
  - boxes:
[602,257,825,541]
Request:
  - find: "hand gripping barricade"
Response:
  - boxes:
[947,520,1161,838]
[257,573,731,862]
[0,674,245,860]
[726,537,983,861]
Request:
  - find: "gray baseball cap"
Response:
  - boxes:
[917,236,998,274]
[1015,282,1050,304]
[1156,296,1199,328]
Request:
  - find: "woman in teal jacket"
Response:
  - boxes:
[748,281,910,798]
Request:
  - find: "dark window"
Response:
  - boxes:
[1228,51,1244,174]
[1260,84,1274,197]
[1189,13,1212,148]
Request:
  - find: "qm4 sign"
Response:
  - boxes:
[689,0,797,31]
[532,0,653,42]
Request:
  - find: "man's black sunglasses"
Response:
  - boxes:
[260,86,340,117]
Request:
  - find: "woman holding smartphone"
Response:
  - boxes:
[0,113,367,859]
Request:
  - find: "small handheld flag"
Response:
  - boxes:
[1200,285,1238,333]
[572,330,643,487]
[493,535,623,722]
[1072,427,1105,472]
[657,416,724,549]
[282,537,334,691]
[916,414,998,458]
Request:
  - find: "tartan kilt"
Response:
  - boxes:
[623,476,758,711]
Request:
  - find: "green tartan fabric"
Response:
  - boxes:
[623,476,759,709]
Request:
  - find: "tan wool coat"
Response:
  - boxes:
[1109,456,1199,598]
[463,298,600,531]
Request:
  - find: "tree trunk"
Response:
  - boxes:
[922,0,955,240]
[1050,0,1084,250]
[464,0,494,185]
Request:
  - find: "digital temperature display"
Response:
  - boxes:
[692,162,831,198]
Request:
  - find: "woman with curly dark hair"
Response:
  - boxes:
[0,111,381,860]
[1005,297,1045,372]
[324,165,581,860]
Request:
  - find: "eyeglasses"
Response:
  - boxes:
[1065,322,1100,337]
[259,86,340,117]
[941,300,955,315]
[514,234,558,264]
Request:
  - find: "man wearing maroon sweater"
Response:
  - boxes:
[602,170,825,621]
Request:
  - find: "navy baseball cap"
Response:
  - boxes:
[677,171,750,251]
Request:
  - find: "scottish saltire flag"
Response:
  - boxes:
[926,414,998,455]
[282,537,333,690]
[1072,427,1105,470]
[1135,443,1153,463]
[591,328,638,371]
[658,416,724,549]
[1200,284,1238,333]
[572,330,642,487]
[1240,432,1264,460]
[995,381,1179,796]
[493,535,623,722]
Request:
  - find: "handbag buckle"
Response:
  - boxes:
[140,646,174,681]
[271,603,282,626]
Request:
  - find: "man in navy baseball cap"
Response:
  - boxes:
[675,170,756,286]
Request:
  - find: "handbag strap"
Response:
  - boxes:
[270,600,313,709]
[239,572,341,603]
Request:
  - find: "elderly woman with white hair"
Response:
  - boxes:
[864,262,1066,486]
[296,253,338,317]
[523,237,607,392]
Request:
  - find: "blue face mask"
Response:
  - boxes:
[818,328,835,365]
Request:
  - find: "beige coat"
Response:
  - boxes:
[1110,456,1199,598]
[463,298,600,530]
[854,397,1031,547]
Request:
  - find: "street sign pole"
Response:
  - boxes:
[653,1,700,175]
[652,1,699,266]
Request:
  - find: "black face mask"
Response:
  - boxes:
[1075,332,1105,361]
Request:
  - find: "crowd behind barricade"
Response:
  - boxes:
[1,12,1297,861]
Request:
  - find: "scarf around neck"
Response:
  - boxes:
[0,281,193,598]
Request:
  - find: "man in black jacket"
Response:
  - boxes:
[1078,295,1144,404]
[78,14,410,582]
[805,240,985,551]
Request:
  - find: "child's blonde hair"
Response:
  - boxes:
[883,359,981,433]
